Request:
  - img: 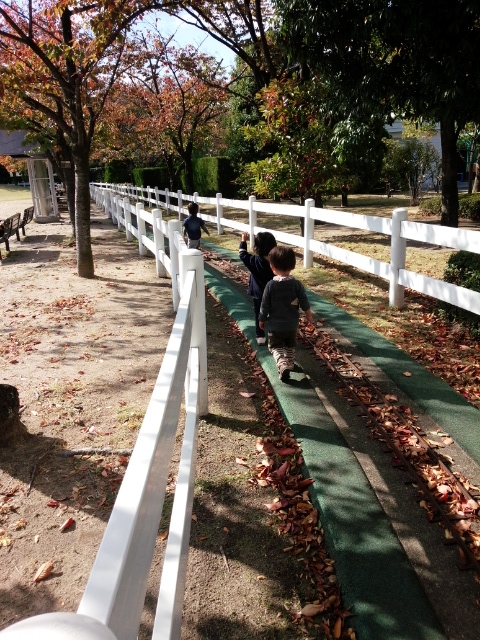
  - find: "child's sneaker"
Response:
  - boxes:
[279,363,291,382]
[256,337,266,345]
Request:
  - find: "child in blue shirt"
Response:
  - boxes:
[183,202,210,249]
[239,231,277,345]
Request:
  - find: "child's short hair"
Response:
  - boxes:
[254,231,277,257]
[268,246,296,272]
[188,202,199,216]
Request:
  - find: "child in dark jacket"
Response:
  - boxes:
[259,246,313,381]
[239,231,277,345]
[183,202,210,249]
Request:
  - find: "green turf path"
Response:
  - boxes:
[204,253,447,640]
[203,241,480,462]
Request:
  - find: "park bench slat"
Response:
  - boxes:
[0,213,21,260]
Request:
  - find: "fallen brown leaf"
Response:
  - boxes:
[301,603,324,617]
[333,616,342,638]
[33,559,54,583]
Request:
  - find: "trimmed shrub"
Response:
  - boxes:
[439,250,480,336]
[459,194,480,221]
[0,164,11,184]
[104,161,132,184]
[193,157,237,198]
[419,193,480,221]
[132,166,171,189]
[89,166,104,183]
[419,196,442,216]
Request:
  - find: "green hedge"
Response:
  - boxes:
[0,164,11,184]
[104,161,132,184]
[132,166,171,189]
[193,156,236,198]
[89,166,104,183]
[419,196,442,215]
[419,193,480,220]
[439,250,480,336]
[458,194,480,221]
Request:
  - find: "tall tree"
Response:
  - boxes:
[168,1,282,91]
[240,77,348,205]
[119,35,228,193]
[0,0,171,277]
[276,0,480,227]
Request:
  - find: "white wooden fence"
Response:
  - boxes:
[92,182,480,316]
[3,183,479,639]
[0,213,207,640]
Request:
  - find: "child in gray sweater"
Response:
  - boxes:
[259,246,313,381]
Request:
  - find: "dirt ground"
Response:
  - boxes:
[0,201,331,639]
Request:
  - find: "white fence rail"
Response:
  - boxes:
[91,183,480,316]
[0,224,208,640]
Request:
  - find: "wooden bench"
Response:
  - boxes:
[0,213,21,260]
[19,206,34,236]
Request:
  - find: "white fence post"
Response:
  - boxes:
[303,198,314,268]
[136,202,147,256]
[105,189,113,219]
[389,207,408,308]
[0,612,118,639]
[153,208,167,278]
[179,250,208,416]
[123,198,133,241]
[248,195,256,248]
[169,219,184,311]
[165,188,170,216]
[193,191,198,205]
[177,190,183,220]
[115,196,122,229]
[216,192,224,235]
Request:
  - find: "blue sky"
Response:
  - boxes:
[149,12,236,69]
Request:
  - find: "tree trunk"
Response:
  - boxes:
[73,152,95,278]
[440,117,459,227]
[0,384,30,446]
[473,159,480,194]
[63,165,76,232]
[467,127,478,195]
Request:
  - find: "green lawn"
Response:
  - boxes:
[0,185,32,202]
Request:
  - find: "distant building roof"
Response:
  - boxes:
[0,130,44,158]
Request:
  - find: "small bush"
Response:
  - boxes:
[104,161,132,184]
[0,164,11,184]
[193,157,237,198]
[132,166,170,189]
[438,250,480,336]
[458,194,480,221]
[419,196,442,215]
[418,193,480,220]
[89,166,104,183]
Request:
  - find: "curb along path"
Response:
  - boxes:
[202,242,480,640]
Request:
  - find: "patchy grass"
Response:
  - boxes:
[207,193,453,340]
[0,185,32,202]
[206,193,479,409]
[115,403,144,430]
